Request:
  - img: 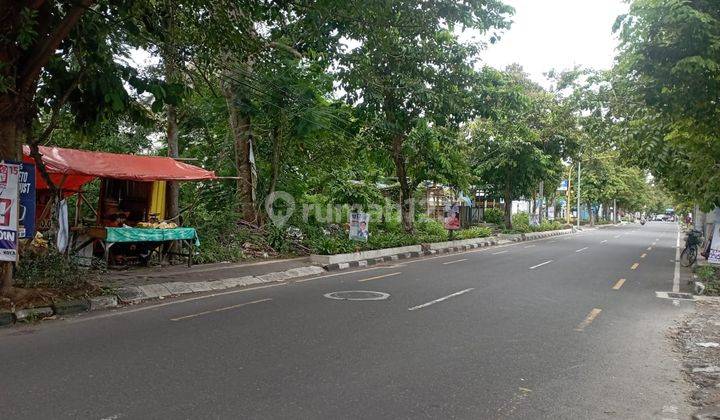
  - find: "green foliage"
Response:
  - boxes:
[15,251,94,291]
[696,265,720,295]
[456,226,493,240]
[511,212,531,233]
[416,218,447,237]
[483,208,505,225]
[334,0,513,231]
[184,208,254,264]
[533,220,564,232]
[613,0,720,210]
[697,266,717,282]
[300,218,492,255]
[469,66,578,228]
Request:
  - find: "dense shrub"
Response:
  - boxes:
[532,220,564,232]
[511,212,531,233]
[696,265,720,295]
[483,207,504,225]
[187,209,257,263]
[416,218,446,237]
[456,226,492,240]
[16,250,95,291]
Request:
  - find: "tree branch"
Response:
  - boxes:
[28,143,57,196]
[267,41,303,59]
[18,0,95,93]
[33,69,85,147]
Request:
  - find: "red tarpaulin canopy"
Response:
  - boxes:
[22,145,217,191]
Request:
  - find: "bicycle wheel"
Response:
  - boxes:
[688,246,698,266]
[681,246,696,267]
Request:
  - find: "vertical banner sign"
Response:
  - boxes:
[18,162,35,239]
[708,223,720,265]
[349,212,370,242]
[547,205,555,220]
[0,162,20,261]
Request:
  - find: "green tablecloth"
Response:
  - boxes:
[105,227,200,246]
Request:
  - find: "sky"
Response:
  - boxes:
[478,0,629,87]
[129,0,629,90]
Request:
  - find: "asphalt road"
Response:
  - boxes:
[0,222,692,419]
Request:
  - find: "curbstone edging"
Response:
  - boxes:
[322,228,575,272]
[53,299,90,316]
[0,311,14,327]
[15,306,54,321]
[138,283,173,298]
[89,295,118,311]
[162,282,194,295]
[116,286,147,304]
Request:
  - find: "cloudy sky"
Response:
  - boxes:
[479,0,629,87]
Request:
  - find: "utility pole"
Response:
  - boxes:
[566,168,572,224]
[576,161,581,230]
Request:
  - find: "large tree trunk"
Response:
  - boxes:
[0,0,92,297]
[269,124,281,196]
[503,174,512,229]
[223,81,257,224]
[392,134,414,233]
[163,9,180,224]
[164,81,180,223]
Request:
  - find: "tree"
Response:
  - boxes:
[613,0,720,210]
[469,66,575,228]
[0,1,186,294]
[334,0,513,232]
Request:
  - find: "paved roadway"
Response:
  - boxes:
[0,222,692,419]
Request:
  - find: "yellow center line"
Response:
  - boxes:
[631,262,640,270]
[612,278,626,290]
[442,258,468,265]
[171,298,272,321]
[640,253,647,259]
[358,272,402,282]
[575,308,602,332]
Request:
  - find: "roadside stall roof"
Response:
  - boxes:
[22,145,217,191]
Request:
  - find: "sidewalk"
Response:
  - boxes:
[100,257,316,287]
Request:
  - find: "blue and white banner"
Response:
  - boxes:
[0,162,20,261]
[18,162,35,239]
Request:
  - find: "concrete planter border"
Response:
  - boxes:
[322,228,575,271]
[114,265,326,305]
[310,245,422,266]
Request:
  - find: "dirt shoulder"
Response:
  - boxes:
[671,298,720,418]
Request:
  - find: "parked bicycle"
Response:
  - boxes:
[681,229,703,267]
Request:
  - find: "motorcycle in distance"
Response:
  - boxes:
[640,218,646,225]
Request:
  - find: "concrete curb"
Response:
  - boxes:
[1,294,120,327]
[114,265,326,305]
[324,229,574,271]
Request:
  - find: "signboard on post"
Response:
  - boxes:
[0,162,20,262]
[349,212,370,242]
[444,203,461,230]
[18,162,35,239]
[558,180,569,191]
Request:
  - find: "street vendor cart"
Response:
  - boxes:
[23,146,217,267]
